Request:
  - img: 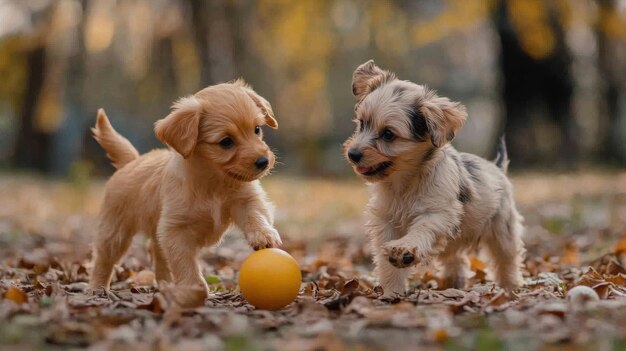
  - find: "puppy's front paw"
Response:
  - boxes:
[383,241,429,268]
[247,227,282,251]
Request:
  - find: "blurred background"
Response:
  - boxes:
[0,0,625,177]
[2,3,626,349]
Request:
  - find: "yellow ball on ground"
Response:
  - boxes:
[238,248,302,310]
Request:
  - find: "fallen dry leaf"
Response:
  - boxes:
[432,328,448,344]
[561,242,580,265]
[4,286,28,304]
[488,291,509,307]
[592,282,611,299]
[470,256,486,271]
[2,174,626,350]
[614,236,626,255]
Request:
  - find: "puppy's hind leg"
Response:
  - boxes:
[149,238,172,283]
[484,212,525,291]
[89,221,134,290]
[157,223,208,308]
[439,243,470,289]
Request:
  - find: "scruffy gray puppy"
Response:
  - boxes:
[343,60,525,297]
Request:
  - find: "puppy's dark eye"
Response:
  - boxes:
[381,129,395,142]
[219,137,234,149]
[254,126,261,135]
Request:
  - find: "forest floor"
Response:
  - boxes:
[1,171,626,351]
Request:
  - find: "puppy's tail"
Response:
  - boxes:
[92,109,139,169]
[494,135,509,174]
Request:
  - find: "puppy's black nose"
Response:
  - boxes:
[348,149,363,163]
[255,156,269,170]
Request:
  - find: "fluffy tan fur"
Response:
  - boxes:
[344,60,525,297]
[89,81,281,307]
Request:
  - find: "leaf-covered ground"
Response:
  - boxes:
[1,172,626,351]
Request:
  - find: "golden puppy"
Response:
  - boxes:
[89,80,282,307]
[344,60,525,297]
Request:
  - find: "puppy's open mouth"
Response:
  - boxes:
[226,170,267,182]
[226,171,254,182]
[356,162,392,177]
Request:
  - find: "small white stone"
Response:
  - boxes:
[566,285,599,309]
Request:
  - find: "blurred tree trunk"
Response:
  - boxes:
[53,0,88,176]
[151,35,178,102]
[188,0,212,85]
[494,1,577,168]
[224,0,245,77]
[596,0,626,164]
[12,45,51,172]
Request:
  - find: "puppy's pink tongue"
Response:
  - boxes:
[356,166,372,174]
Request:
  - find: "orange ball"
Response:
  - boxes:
[238,248,301,310]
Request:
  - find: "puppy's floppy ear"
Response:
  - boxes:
[419,89,467,148]
[154,95,200,158]
[235,79,278,129]
[247,90,278,129]
[352,60,395,106]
